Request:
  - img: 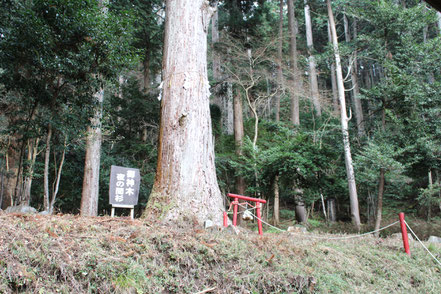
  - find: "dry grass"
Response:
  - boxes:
[1,212,441,293]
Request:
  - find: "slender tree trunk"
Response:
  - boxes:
[212,9,221,82]
[3,137,20,208]
[320,193,327,221]
[327,198,336,222]
[80,0,106,216]
[275,0,284,121]
[428,169,433,220]
[374,168,385,237]
[21,138,39,205]
[273,175,280,226]
[344,14,365,137]
[437,12,441,35]
[287,0,300,126]
[224,82,234,135]
[304,0,321,116]
[212,10,233,135]
[80,88,104,216]
[49,137,66,214]
[327,0,361,231]
[328,21,339,114]
[43,124,52,212]
[143,49,151,91]
[234,88,246,195]
[144,0,224,225]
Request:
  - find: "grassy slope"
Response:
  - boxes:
[1,213,440,293]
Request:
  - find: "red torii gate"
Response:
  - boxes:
[223,193,267,235]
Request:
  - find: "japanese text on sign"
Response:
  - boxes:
[109,165,140,206]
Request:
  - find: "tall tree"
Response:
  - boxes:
[328,21,339,114]
[343,12,365,137]
[327,0,361,230]
[304,0,321,116]
[144,0,224,224]
[80,0,107,217]
[273,0,284,226]
[287,0,300,125]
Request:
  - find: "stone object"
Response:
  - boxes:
[287,225,307,233]
[428,236,441,244]
[204,220,214,229]
[5,205,37,214]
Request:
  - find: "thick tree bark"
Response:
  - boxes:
[43,124,52,212]
[144,0,224,225]
[287,0,300,126]
[80,88,104,216]
[327,0,361,231]
[304,0,321,116]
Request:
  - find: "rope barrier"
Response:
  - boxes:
[231,204,441,268]
[404,220,441,267]
[235,203,399,240]
[300,221,400,240]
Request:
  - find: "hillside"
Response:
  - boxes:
[1,213,440,293]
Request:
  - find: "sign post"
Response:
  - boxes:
[109,165,140,219]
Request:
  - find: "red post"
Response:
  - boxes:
[223,212,228,227]
[256,202,263,236]
[232,198,238,226]
[399,212,410,256]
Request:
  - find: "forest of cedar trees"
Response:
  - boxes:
[1,0,441,232]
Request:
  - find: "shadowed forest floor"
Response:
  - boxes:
[1,212,441,293]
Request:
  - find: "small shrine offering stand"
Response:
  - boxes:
[224,193,267,235]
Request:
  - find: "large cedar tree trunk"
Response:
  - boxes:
[327,0,361,231]
[80,88,104,216]
[144,0,224,225]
